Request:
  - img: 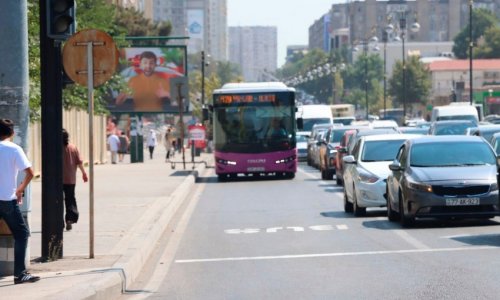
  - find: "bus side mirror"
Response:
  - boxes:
[202,108,209,122]
[297,118,303,130]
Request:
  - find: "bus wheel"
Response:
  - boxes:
[218,174,229,182]
[285,172,295,179]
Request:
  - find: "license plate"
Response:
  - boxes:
[247,167,265,172]
[445,198,480,206]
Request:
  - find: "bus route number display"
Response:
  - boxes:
[216,94,276,104]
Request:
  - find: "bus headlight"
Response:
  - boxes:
[275,155,296,164]
[216,158,237,166]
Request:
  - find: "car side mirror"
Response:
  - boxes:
[297,118,304,130]
[343,155,356,164]
[389,161,402,171]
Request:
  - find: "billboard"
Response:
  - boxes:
[187,9,204,54]
[108,46,187,113]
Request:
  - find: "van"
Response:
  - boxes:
[296,104,333,133]
[430,104,479,125]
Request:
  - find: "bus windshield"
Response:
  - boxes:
[214,106,295,153]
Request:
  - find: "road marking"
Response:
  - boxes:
[336,224,348,230]
[175,246,499,264]
[126,176,206,299]
[392,229,430,249]
[225,225,348,234]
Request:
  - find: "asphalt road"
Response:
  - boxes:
[121,163,500,300]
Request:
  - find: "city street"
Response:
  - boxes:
[121,163,500,300]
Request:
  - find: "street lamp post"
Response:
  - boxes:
[364,43,369,120]
[382,29,389,119]
[400,12,420,123]
[469,0,474,105]
[201,51,206,106]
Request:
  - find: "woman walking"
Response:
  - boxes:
[164,128,173,162]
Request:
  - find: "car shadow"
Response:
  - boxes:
[362,218,500,230]
[320,209,386,219]
[450,233,500,247]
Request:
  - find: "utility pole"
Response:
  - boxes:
[0,0,31,274]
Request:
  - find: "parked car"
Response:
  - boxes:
[399,127,429,135]
[318,126,358,180]
[386,136,500,227]
[428,120,476,135]
[335,126,399,185]
[306,123,331,166]
[342,134,420,216]
[310,130,326,168]
[490,132,500,155]
[296,132,309,161]
[470,124,500,145]
[370,119,399,131]
[335,129,359,186]
[333,116,355,126]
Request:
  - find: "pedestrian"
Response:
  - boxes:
[163,128,173,162]
[118,131,130,163]
[62,129,88,231]
[107,131,120,164]
[146,129,157,159]
[0,119,40,284]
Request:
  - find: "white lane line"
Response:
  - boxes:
[392,229,431,249]
[336,224,348,230]
[175,246,499,264]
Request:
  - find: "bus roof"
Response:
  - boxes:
[213,82,295,94]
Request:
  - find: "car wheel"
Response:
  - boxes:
[399,190,414,227]
[353,187,366,217]
[344,190,353,213]
[336,175,342,186]
[321,168,327,180]
[386,187,399,222]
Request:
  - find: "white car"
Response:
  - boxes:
[296,131,309,161]
[342,134,421,216]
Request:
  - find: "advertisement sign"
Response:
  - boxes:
[187,9,204,54]
[107,46,187,113]
[188,124,207,149]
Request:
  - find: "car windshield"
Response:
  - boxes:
[434,122,474,135]
[410,141,496,167]
[361,140,406,162]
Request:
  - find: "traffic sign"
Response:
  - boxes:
[62,29,118,87]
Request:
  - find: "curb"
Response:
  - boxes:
[53,162,207,300]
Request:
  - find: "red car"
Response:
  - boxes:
[335,129,357,185]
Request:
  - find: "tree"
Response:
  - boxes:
[388,56,431,109]
[452,8,498,59]
[475,26,500,58]
[342,53,383,114]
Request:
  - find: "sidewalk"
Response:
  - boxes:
[0,147,212,299]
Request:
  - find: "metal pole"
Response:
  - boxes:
[402,29,406,122]
[383,32,387,119]
[201,51,205,106]
[469,0,474,105]
[365,43,369,120]
[86,42,95,259]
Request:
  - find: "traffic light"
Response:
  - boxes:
[46,0,76,40]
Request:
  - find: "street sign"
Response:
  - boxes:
[62,29,118,87]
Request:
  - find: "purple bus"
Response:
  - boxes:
[212,82,298,181]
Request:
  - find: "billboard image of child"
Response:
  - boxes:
[110,47,186,113]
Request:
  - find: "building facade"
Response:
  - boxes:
[229,26,278,82]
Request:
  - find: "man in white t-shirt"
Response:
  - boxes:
[107,132,121,164]
[0,119,39,284]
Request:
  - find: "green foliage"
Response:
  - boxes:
[27,0,174,120]
[452,8,498,59]
[388,56,431,108]
[475,26,500,58]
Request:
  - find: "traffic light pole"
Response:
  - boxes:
[40,0,64,260]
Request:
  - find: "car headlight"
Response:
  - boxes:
[407,180,432,192]
[329,149,337,154]
[491,182,499,192]
[357,169,379,183]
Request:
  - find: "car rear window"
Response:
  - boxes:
[410,141,496,167]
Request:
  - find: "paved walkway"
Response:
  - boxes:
[0,147,212,299]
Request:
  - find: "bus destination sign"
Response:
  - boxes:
[215,94,276,105]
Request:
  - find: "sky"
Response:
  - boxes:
[227,0,345,68]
